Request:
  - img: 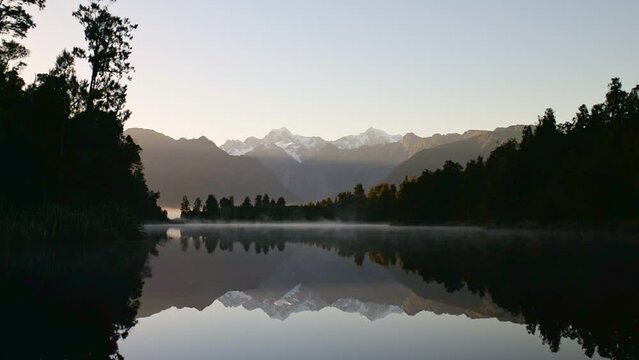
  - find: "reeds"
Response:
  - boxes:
[0,203,140,245]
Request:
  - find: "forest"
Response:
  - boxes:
[0,0,166,241]
[180,80,639,225]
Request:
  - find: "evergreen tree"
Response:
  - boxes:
[192,197,203,218]
[72,0,137,120]
[180,196,191,219]
[0,0,46,73]
[219,197,234,220]
[204,195,220,220]
[276,197,286,207]
[0,0,165,226]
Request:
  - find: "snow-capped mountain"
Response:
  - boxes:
[220,127,327,162]
[217,285,402,321]
[219,139,253,156]
[331,127,402,150]
[332,298,403,321]
[219,127,402,162]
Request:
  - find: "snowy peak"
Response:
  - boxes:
[217,285,326,321]
[263,127,294,143]
[220,139,253,156]
[220,128,329,163]
[332,298,403,321]
[217,285,402,321]
[331,127,402,150]
[220,127,403,160]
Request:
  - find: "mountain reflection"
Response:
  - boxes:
[1,225,637,360]
[139,231,516,323]
[138,225,638,360]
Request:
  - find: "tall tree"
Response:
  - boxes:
[204,195,220,220]
[276,197,286,207]
[180,196,191,219]
[0,0,46,73]
[192,197,202,218]
[72,0,137,121]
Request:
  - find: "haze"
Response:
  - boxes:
[23,0,639,144]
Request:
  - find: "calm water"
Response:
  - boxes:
[2,224,637,359]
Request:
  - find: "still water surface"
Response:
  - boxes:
[115,224,637,360]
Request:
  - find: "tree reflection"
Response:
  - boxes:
[0,233,158,359]
[170,227,638,360]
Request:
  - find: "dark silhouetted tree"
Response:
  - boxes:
[192,197,202,218]
[0,0,165,226]
[180,196,191,219]
[72,0,137,120]
[203,195,219,220]
[0,0,46,74]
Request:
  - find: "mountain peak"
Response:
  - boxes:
[266,127,293,137]
[217,287,403,321]
[221,127,328,162]
[220,127,402,160]
[125,127,174,141]
[176,135,216,147]
[364,127,385,134]
[332,128,402,150]
[220,139,253,156]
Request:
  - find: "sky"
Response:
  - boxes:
[22,0,639,145]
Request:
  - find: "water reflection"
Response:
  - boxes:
[126,225,637,360]
[0,233,158,360]
[1,225,636,359]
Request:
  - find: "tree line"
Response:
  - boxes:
[308,79,638,224]
[182,80,638,225]
[0,0,166,237]
[180,194,288,221]
[325,79,638,224]
[391,78,639,224]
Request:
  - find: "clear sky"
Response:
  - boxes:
[22,0,639,145]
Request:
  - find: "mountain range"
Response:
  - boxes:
[125,125,526,207]
[220,127,403,160]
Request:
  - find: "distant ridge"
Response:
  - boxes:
[125,128,301,207]
[385,125,527,184]
[331,127,402,150]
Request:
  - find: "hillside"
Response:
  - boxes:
[385,125,526,184]
[125,128,301,207]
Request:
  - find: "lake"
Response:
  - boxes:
[125,224,636,360]
[1,224,637,359]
